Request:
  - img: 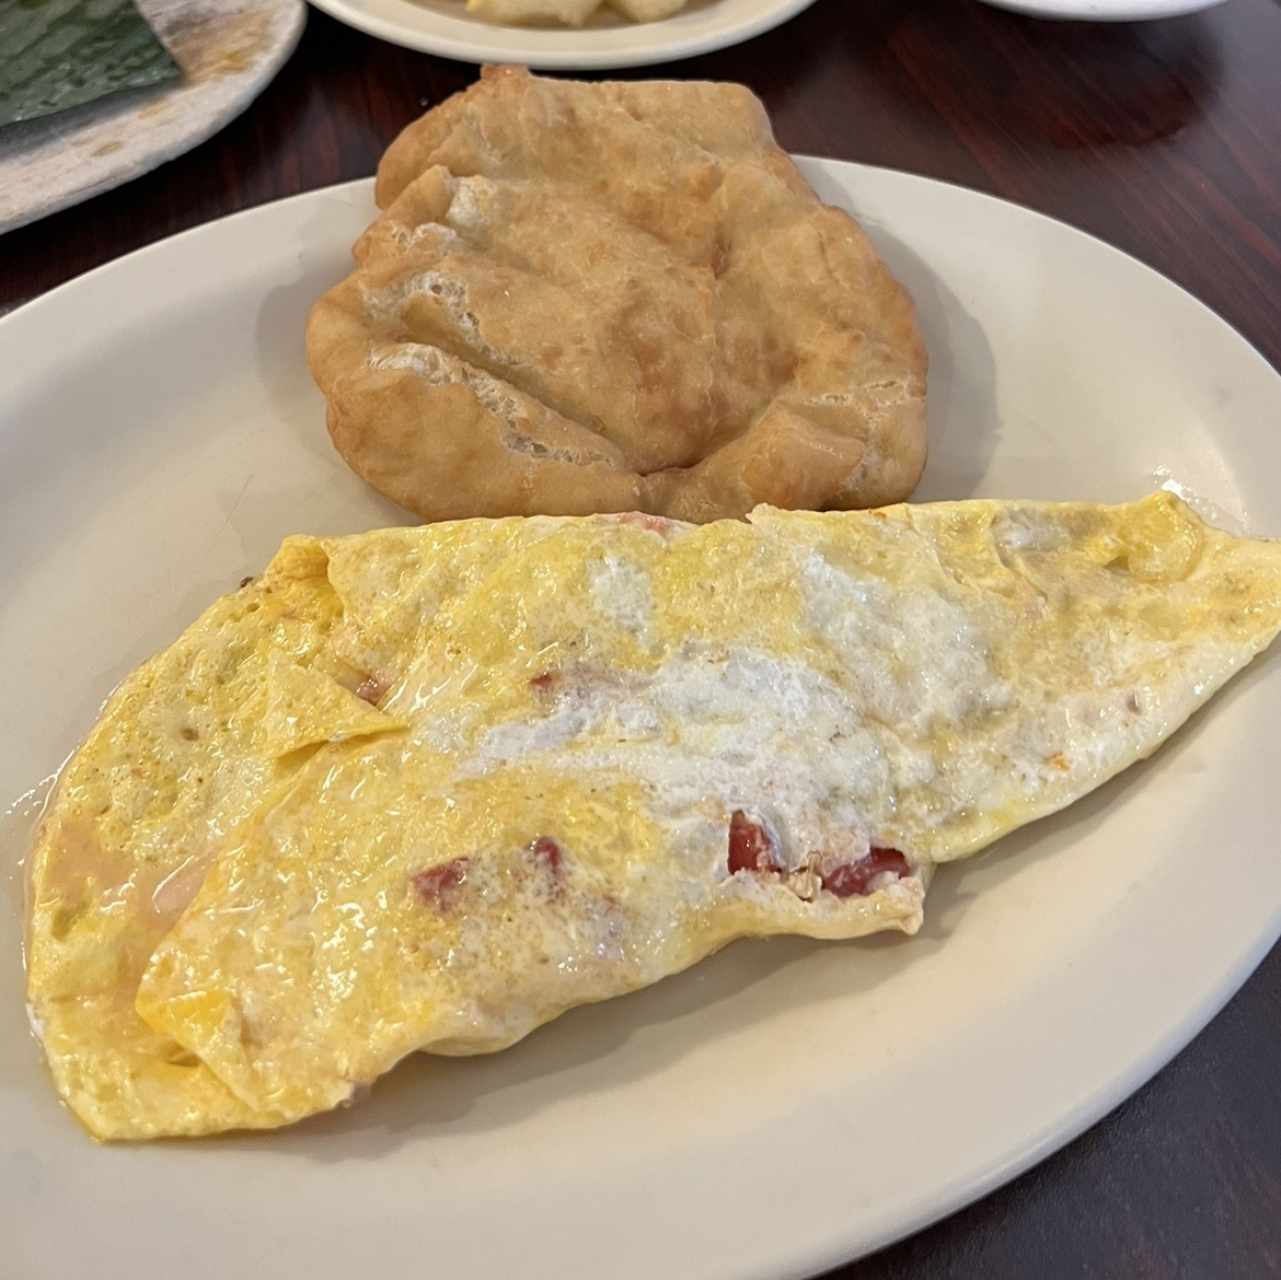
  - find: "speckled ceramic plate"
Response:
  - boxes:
[306,0,818,69]
[2,162,1280,1278]
[0,0,304,235]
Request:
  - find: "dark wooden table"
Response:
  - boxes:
[4,0,1280,1273]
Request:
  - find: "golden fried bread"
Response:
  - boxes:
[308,68,927,523]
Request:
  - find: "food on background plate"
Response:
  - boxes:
[307,67,927,525]
[27,494,1281,1139]
[458,0,688,25]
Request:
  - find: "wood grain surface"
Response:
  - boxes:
[2,0,1279,1274]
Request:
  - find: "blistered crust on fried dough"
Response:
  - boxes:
[307,67,927,523]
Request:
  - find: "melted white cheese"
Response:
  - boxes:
[799,550,1012,736]
[465,648,893,883]
[587,554,655,642]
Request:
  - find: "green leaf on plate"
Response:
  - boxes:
[0,0,181,128]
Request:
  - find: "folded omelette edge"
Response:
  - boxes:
[24,540,408,1139]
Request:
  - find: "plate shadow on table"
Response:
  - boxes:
[209,643,1281,1163]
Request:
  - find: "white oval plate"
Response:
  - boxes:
[306,0,817,68]
[0,0,305,236]
[2,160,1280,1279]
[978,0,1227,20]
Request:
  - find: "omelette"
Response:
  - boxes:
[24,540,407,1139]
[26,494,1281,1138]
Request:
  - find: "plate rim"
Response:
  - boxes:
[787,917,1281,1277]
[303,0,819,68]
[3,159,1280,1278]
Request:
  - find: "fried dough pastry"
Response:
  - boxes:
[307,67,927,524]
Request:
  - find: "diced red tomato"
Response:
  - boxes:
[530,835,562,874]
[821,848,910,898]
[728,811,783,875]
[412,858,470,909]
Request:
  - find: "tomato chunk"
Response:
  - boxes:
[821,848,910,898]
[728,811,783,874]
[412,858,470,909]
[530,835,562,874]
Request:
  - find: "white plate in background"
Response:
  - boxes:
[978,0,1228,22]
[1,160,1279,1278]
[306,0,818,68]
